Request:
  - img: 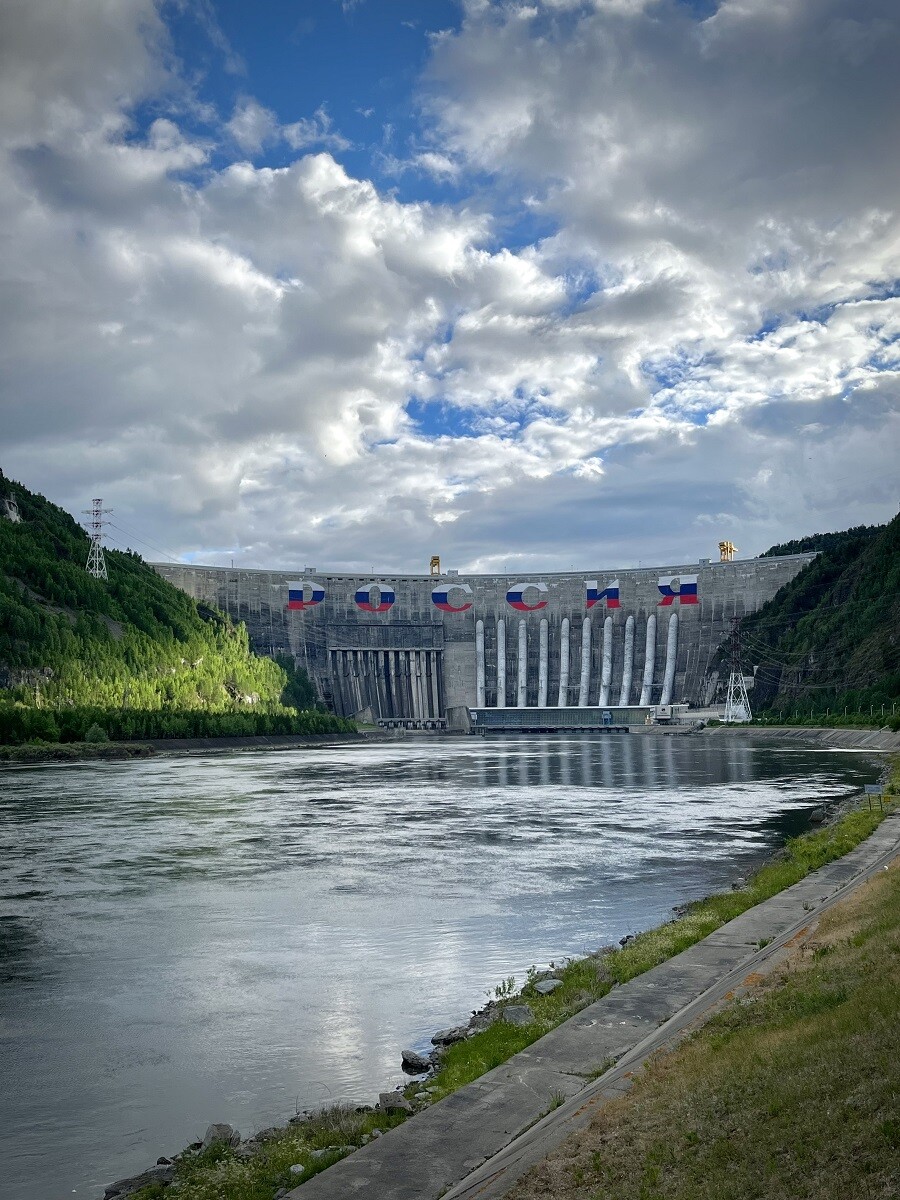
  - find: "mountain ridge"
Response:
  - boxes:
[0,471,351,743]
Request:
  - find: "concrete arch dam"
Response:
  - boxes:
[151,555,814,722]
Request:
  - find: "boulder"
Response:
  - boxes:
[378,1091,413,1113]
[467,1009,499,1034]
[103,1164,174,1199]
[201,1122,240,1149]
[401,1048,432,1073]
[289,1164,306,1176]
[534,978,563,995]
[501,1004,535,1026]
[431,1026,467,1046]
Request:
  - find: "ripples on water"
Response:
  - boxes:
[0,735,876,1200]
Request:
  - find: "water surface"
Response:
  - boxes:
[0,734,878,1199]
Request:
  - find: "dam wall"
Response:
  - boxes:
[151,555,815,720]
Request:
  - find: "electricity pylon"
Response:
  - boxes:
[723,616,752,722]
[83,498,111,580]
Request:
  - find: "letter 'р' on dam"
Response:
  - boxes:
[152,552,815,730]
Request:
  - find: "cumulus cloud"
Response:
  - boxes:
[0,0,897,574]
[226,97,279,153]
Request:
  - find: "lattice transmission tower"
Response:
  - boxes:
[723,615,752,722]
[83,498,111,580]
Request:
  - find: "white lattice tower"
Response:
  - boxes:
[83,497,111,580]
[723,615,752,722]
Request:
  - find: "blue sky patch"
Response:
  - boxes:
[406,398,477,439]
[160,0,463,202]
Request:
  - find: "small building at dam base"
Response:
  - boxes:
[151,554,815,724]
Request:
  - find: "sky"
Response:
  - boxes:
[1,0,898,574]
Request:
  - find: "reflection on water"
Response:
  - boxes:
[467,736,766,792]
[0,734,876,1200]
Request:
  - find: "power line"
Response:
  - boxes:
[107,519,182,563]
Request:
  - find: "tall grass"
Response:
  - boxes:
[508,856,900,1199]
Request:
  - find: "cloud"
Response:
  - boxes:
[0,0,897,576]
[226,97,279,153]
[283,106,351,152]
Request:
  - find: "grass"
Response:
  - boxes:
[129,1106,408,1200]
[0,740,154,762]
[751,713,900,731]
[507,856,900,1199]
[128,760,897,1200]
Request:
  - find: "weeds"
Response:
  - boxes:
[492,975,517,1000]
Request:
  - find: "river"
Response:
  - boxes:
[0,733,879,1199]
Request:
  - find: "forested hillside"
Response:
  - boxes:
[740,515,900,722]
[0,472,352,743]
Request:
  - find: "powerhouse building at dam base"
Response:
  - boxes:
[152,553,815,729]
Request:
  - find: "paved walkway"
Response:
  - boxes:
[290,810,900,1200]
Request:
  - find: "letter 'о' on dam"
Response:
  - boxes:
[152,555,815,727]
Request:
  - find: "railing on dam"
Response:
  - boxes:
[470,705,652,732]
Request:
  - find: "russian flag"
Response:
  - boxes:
[286,580,325,611]
[586,579,620,609]
[355,583,396,613]
[657,575,699,606]
[506,582,548,611]
[432,582,473,612]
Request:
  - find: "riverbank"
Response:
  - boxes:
[506,849,900,1200]
[6,721,895,767]
[113,757,898,1200]
[0,740,156,762]
[0,730,386,764]
[709,723,900,753]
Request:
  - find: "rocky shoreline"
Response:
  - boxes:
[98,955,608,1200]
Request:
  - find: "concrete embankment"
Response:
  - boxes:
[709,724,900,753]
[289,807,900,1200]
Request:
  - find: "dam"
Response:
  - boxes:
[152,552,815,725]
